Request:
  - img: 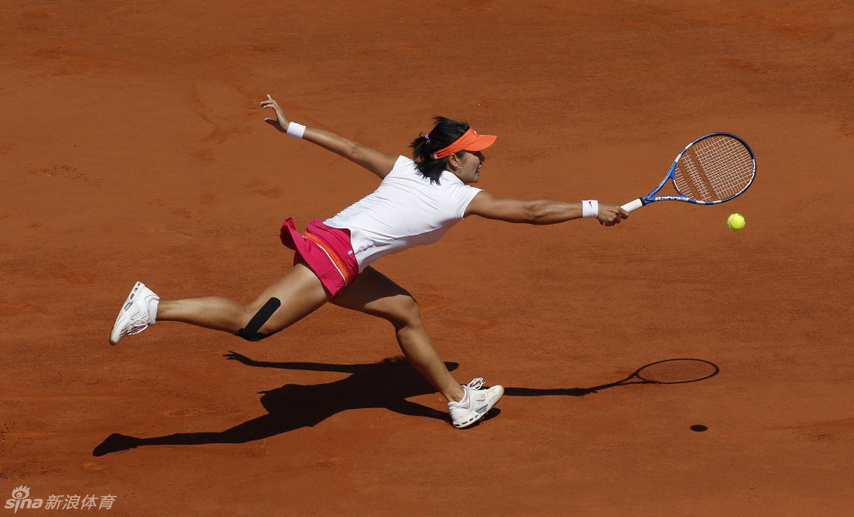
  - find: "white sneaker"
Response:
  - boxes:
[448,378,504,429]
[109,282,159,345]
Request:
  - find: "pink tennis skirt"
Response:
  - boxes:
[280,218,359,300]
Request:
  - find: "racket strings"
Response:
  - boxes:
[673,135,754,202]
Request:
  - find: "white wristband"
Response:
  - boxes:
[286,122,306,139]
[582,200,599,218]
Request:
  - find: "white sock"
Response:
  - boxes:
[147,298,159,325]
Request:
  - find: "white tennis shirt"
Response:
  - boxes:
[324,156,481,272]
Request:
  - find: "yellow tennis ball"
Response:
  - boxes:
[727,213,746,232]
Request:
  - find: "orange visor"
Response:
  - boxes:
[431,128,497,160]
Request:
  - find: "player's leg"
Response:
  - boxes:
[111,264,329,343]
[331,267,466,403]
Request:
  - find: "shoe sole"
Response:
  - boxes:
[109,281,145,345]
[452,386,504,429]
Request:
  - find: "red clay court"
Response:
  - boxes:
[1,1,852,515]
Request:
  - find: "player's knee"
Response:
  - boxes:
[387,295,423,331]
[236,298,281,342]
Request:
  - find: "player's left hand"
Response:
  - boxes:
[261,94,291,132]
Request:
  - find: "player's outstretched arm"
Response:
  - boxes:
[261,95,397,179]
[465,191,628,226]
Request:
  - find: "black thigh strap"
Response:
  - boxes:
[236,297,281,341]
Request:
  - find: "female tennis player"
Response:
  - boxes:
[109,95,628,429]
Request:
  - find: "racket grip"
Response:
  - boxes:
[621,199,644,212]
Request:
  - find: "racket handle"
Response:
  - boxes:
[621,199,644,212]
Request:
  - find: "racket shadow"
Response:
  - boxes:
[504,358,720,398]
[93,352,457,457]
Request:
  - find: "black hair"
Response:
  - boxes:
[409,116,470,184]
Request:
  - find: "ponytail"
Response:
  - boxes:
[409,116,470,184]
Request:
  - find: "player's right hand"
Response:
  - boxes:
[597,204,629,226]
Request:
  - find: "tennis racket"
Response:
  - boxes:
[622,133,756,212]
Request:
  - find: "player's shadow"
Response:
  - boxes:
[93,353,455,457]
